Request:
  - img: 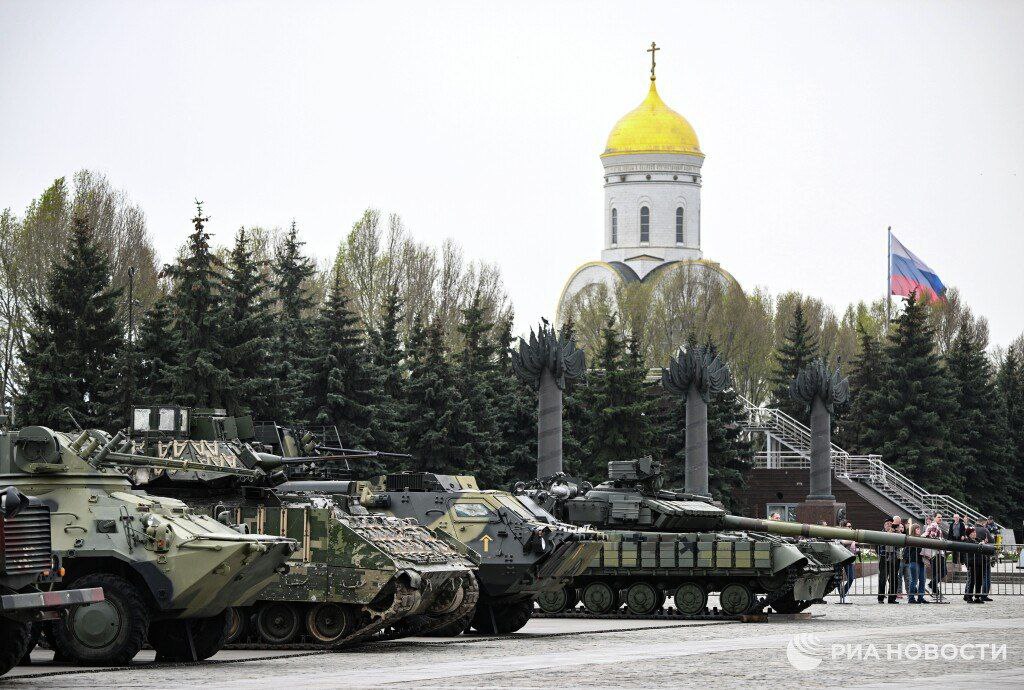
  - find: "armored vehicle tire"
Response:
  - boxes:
[537,586,579,614]
[149,610,230,662]
[673,582,708,615]
[718,583,755,615]
[255,602,301,644]
[625,583,661,615]
[305,603,353,643]
[1,617,32,677]
[224,607,250,644]
[582,582,619,615]
[51,573,149,665]
[471,600,533,634]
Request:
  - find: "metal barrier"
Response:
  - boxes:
[829,544,1023,601]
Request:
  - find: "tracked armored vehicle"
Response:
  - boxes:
[126,406,478,646]
[337,473,605,634]
[521,457,994,616]
[0,421,296,666]
[1,485,106,676]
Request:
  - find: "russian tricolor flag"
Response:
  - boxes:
[889,231,946,302]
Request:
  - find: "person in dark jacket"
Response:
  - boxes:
[877,521,899,603]
[962,528,986,603]
[949,514,965,565]
[975,520,994,601]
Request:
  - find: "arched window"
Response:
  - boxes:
[611,208,618,245]
[675,207,685,244]
[640,206,650,243]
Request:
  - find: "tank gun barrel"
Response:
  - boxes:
[312,445,413,461]
[722,515,995,555]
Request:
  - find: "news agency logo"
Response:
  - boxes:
[785,634,1008,670]
[786,633,826,671]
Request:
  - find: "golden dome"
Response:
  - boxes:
[602,80,702,158]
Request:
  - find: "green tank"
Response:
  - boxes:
[125,406,479,646]
[249,421,606,636]
[0,421,296,666]
[520,457,994,616]
[1,485,106,676]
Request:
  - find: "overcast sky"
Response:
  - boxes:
[2,1,1022,345]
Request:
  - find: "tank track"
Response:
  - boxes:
[326,581,422,649]
[379,573,480,640]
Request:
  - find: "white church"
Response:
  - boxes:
[556,44,737,325]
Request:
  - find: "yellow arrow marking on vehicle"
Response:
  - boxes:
[480,535,492,552]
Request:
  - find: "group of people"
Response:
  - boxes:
[872,513,998,604]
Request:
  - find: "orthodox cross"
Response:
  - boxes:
[647,41,660,81]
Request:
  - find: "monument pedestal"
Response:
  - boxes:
[795,499,846,527]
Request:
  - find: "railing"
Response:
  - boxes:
[740,396,1009,540]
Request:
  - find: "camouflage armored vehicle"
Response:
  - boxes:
[336,472,605,634]
[521,458,994,616]
[125,406,479,646]
[0,421,296,666]
[1,484,105,676]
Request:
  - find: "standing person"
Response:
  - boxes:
[975,519,994,602]
[963,528,985,603]
[837,522,858,603]
[949,514,964,566]
[893,519,907,598]
[908,525,928,603]
[877,521,898,604]
[924,513,947,597]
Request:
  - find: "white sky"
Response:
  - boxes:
[2,1,1022,345]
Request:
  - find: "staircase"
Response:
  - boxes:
[740,396,1014,545]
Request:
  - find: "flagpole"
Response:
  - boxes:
[885,226,892,328]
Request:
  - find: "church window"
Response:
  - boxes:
[611,208,618,245]
[640,207,650,243]
[676,207,685,243]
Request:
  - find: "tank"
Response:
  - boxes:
[0,421,296,666]
[1,485,106,676]
[329,472,606,635]
[251,420,606,635]
[519,457,994,616]
[124,406,479,646]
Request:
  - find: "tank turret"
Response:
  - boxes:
[517,457,991,616]
[0,422,296,665]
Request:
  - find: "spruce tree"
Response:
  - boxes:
[996,343,1024,527]
[366,284,409,454]
[404,318,475,476]
[862,292,959,495]
[18,210,123,428]
[581,317,652,481]
[163,203,233,409]
[770,302,819,420]
[836,323,885,453]
[272,221,317,422]
[493,315,537,485]
[456,290,503,485]
[221,227,277,419]
[946,325,1014,518]
[303,271,374,448]
[136,295,177,404]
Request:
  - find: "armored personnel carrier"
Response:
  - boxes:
[125,406,478,646]
[520,457,994,616]
[0,421,296,666]
[338,472,605,634]
[1,485,105,676]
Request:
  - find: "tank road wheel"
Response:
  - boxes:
[0,617,32,676]
[51,573,149,665]
[719,583,755,616]
[305,604,353,644]
[224,608,250,645]
[625,583,661,615]
[148,610,230,662]
[255,603,301,644]
[471,600,534,635]
[537,586,579,614]
[423,612,473,637]
[673,582,708,615]
[582,582,619,615]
